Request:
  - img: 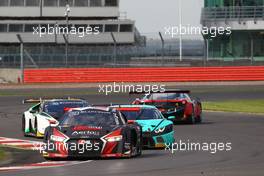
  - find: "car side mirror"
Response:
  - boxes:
[168,116,175,120]
[30,110,36,113]
[132,98,141,105]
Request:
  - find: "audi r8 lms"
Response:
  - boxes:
[42,107,142,159]
[111,105,175,148]
[22,98,88,138]
[131,90,202,124]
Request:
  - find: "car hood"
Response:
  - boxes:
[56,125,120,139]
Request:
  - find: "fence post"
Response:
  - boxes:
[179,0,182,61]
[64,0,70,67]
[251,34,254,65]
[111,32,117,65]
[63,34,69,67]
[40,0,43,17]
[159,32,164,60]
[203,35,209,66]
[16,34,24,84]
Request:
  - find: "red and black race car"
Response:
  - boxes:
[131,90,202,124]
[42,107,142,159]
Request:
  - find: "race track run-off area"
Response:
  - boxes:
[0,86,264,176]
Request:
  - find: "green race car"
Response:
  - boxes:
[111,105,175,148]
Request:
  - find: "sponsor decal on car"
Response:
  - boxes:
[72,131,100,136]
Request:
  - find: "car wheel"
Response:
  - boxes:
[22,116,27,136]
[34,117,39,137]
[136,136,142,157]
[196,113,202,123]
[130,130,139,157]
[187,109,195,124]
[43,157,59,161]
[123,131,132,158]
[196,105,202,123]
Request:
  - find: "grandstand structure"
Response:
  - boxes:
[201,0,264,61]
[0,0,145,67]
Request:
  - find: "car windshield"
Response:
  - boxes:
[146,93,182,100]
[60,110,118,126]
[43,101,88,119]
[119,108,163,120]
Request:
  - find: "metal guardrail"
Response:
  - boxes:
[201,6,264,22]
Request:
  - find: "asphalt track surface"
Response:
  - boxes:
[0,85,264,176]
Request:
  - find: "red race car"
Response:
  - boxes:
[42,107,142,159]
[131,90,202,124]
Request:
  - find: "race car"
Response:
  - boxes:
[131,90,202,124]
[42,107,142,159]
[111,105,175,148]
[22,98,88,138]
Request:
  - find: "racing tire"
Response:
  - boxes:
[130,130,138,157]
[34,117,41,138]
[135,127,143,157]
[198,105,203,123]
[136,136,142,157]
[196,113,202,124]
[187,108,195,125]
[43,157,61,161]
[22,116,28,137]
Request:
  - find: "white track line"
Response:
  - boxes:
[0,160,93,172]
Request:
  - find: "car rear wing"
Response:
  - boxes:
[92,104,127,107]
[129,89,191,95]
[22,98,42,104]
[22,97,84,104]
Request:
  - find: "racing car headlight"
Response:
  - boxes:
[50,128,69,142]
[50,135,66,142]
[105,135,123,142]
[154,125,173,135]
[154,127,166,134]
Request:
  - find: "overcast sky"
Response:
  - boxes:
[120,0,204,38]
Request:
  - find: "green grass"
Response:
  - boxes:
[0,148,6,161]
[204,99,264,114]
